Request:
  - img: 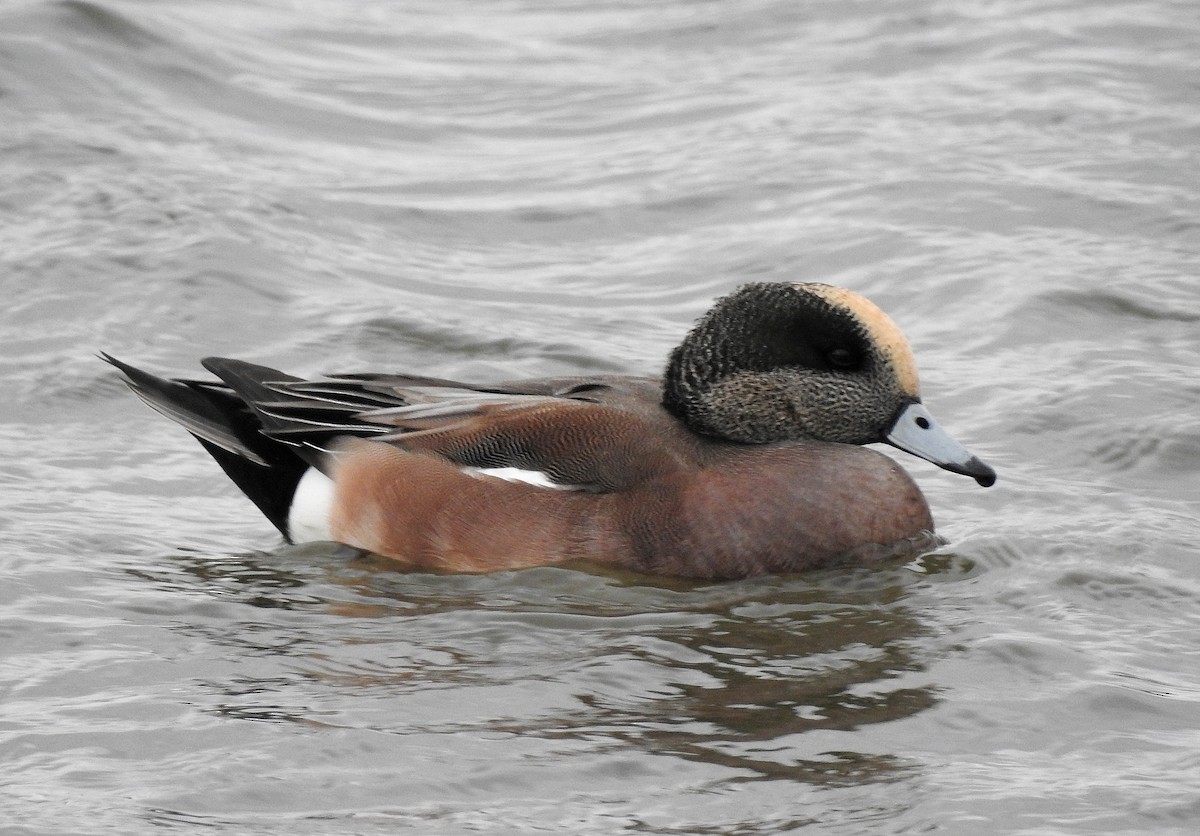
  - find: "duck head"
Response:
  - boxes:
[663,282,996,487]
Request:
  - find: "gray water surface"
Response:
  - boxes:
[3,0,1200,833]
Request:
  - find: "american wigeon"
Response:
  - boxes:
[105,282,995,578]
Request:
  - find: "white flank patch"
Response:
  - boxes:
[465,466,581,491]
[288,467,335,543]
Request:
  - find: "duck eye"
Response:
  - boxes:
[827,348,858,369]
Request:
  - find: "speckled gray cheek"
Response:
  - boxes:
[783,371,901,444]
[696,371,798,443]
[696,367,901,445]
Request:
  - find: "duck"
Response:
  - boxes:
[104,282,995,579]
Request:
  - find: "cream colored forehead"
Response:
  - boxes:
[795,283,921,396]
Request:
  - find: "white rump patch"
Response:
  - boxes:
[465,466,581,491]
[288,467,335,543]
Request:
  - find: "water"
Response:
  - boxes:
[3,0,1200,832]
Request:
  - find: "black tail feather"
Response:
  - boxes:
[105,355,509,543]
[199,357,393,455]
[103,354,307,540]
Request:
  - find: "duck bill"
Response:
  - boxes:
[885,402,996,487]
